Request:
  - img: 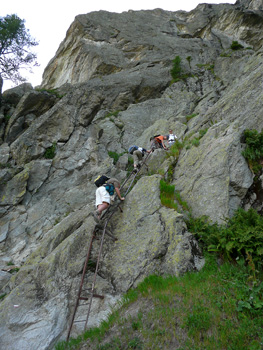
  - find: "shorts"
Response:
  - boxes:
[133,150,143,166]
[95,186,111,207]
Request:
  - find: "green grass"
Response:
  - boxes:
[55,254,263,350]
[160,179,178,210]
[105,110,120,118]
[108,151,125,165]
[185,113,198,122]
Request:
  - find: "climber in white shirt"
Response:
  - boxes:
[167,129,177,147]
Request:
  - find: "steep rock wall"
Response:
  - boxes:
[0,1,263,349]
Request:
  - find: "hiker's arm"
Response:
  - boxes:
[162,140,168,149]
[115,187,125,201]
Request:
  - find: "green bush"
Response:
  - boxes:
[44,142,57,159]
[171,56,182,81]
[186,208,263,274]
[242,129,263,174]
[231,41,244,50]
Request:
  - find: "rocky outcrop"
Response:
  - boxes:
[0,0,263,349]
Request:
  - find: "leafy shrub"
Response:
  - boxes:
[231,41,244,50]
[171,56,182,81]
[186,208,263,273]
[44,142,56,159]
[242,129,263,174]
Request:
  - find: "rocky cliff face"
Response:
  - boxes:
[1,1,263,349]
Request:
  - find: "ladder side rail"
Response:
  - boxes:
[66,229,96,341]
[83,213,114,329]
[70,150,153,334]
[83,203,120,329]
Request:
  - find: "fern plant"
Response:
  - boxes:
[187,208,263,274]
[242,129,263,174]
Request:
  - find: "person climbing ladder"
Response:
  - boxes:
[128,145,151,172]
[92,175,125,222]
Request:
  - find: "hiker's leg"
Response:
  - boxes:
[97,202,110,217]
[133,151,139,168]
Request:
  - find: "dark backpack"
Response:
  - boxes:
[104,183,115,195]
[128,145,138,154]
[94,175,109,187]
[150,134,161,141]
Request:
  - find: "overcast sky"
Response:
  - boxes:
[1,0,236,91]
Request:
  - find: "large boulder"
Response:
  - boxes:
[5,90,58,144]
[2,83,33,107]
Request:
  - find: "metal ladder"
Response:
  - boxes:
[66,151,153,341]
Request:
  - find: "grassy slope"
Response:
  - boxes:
[56,254,263,350]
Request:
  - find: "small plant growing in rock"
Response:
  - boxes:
[108,151,125,165]
[230,41,244,50]
[220,50,232,58]
[36,88,63,99]
[186,113,198,122]
[166,139,183,159]
[160,179,178,210]
[105,110,120,118]
[0,293,7,300]
[4,115,11,123]
[171,55,182,81]
[44,142,57,159]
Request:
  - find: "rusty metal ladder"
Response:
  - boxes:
[66,150,153,341]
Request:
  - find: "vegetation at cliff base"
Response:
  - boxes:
[55,204,263,350]
[55,254,263,350]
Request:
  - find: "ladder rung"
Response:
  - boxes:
[79,293,104,300]
[74,319,87,323]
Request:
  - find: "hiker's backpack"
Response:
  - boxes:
[128,145,138,154]
[150,134,161,141]
[104,183,115,196]
[94,175,109,187]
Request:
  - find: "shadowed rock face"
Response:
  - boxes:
[0,1,263,348]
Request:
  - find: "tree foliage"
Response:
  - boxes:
[0,14,39,84]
